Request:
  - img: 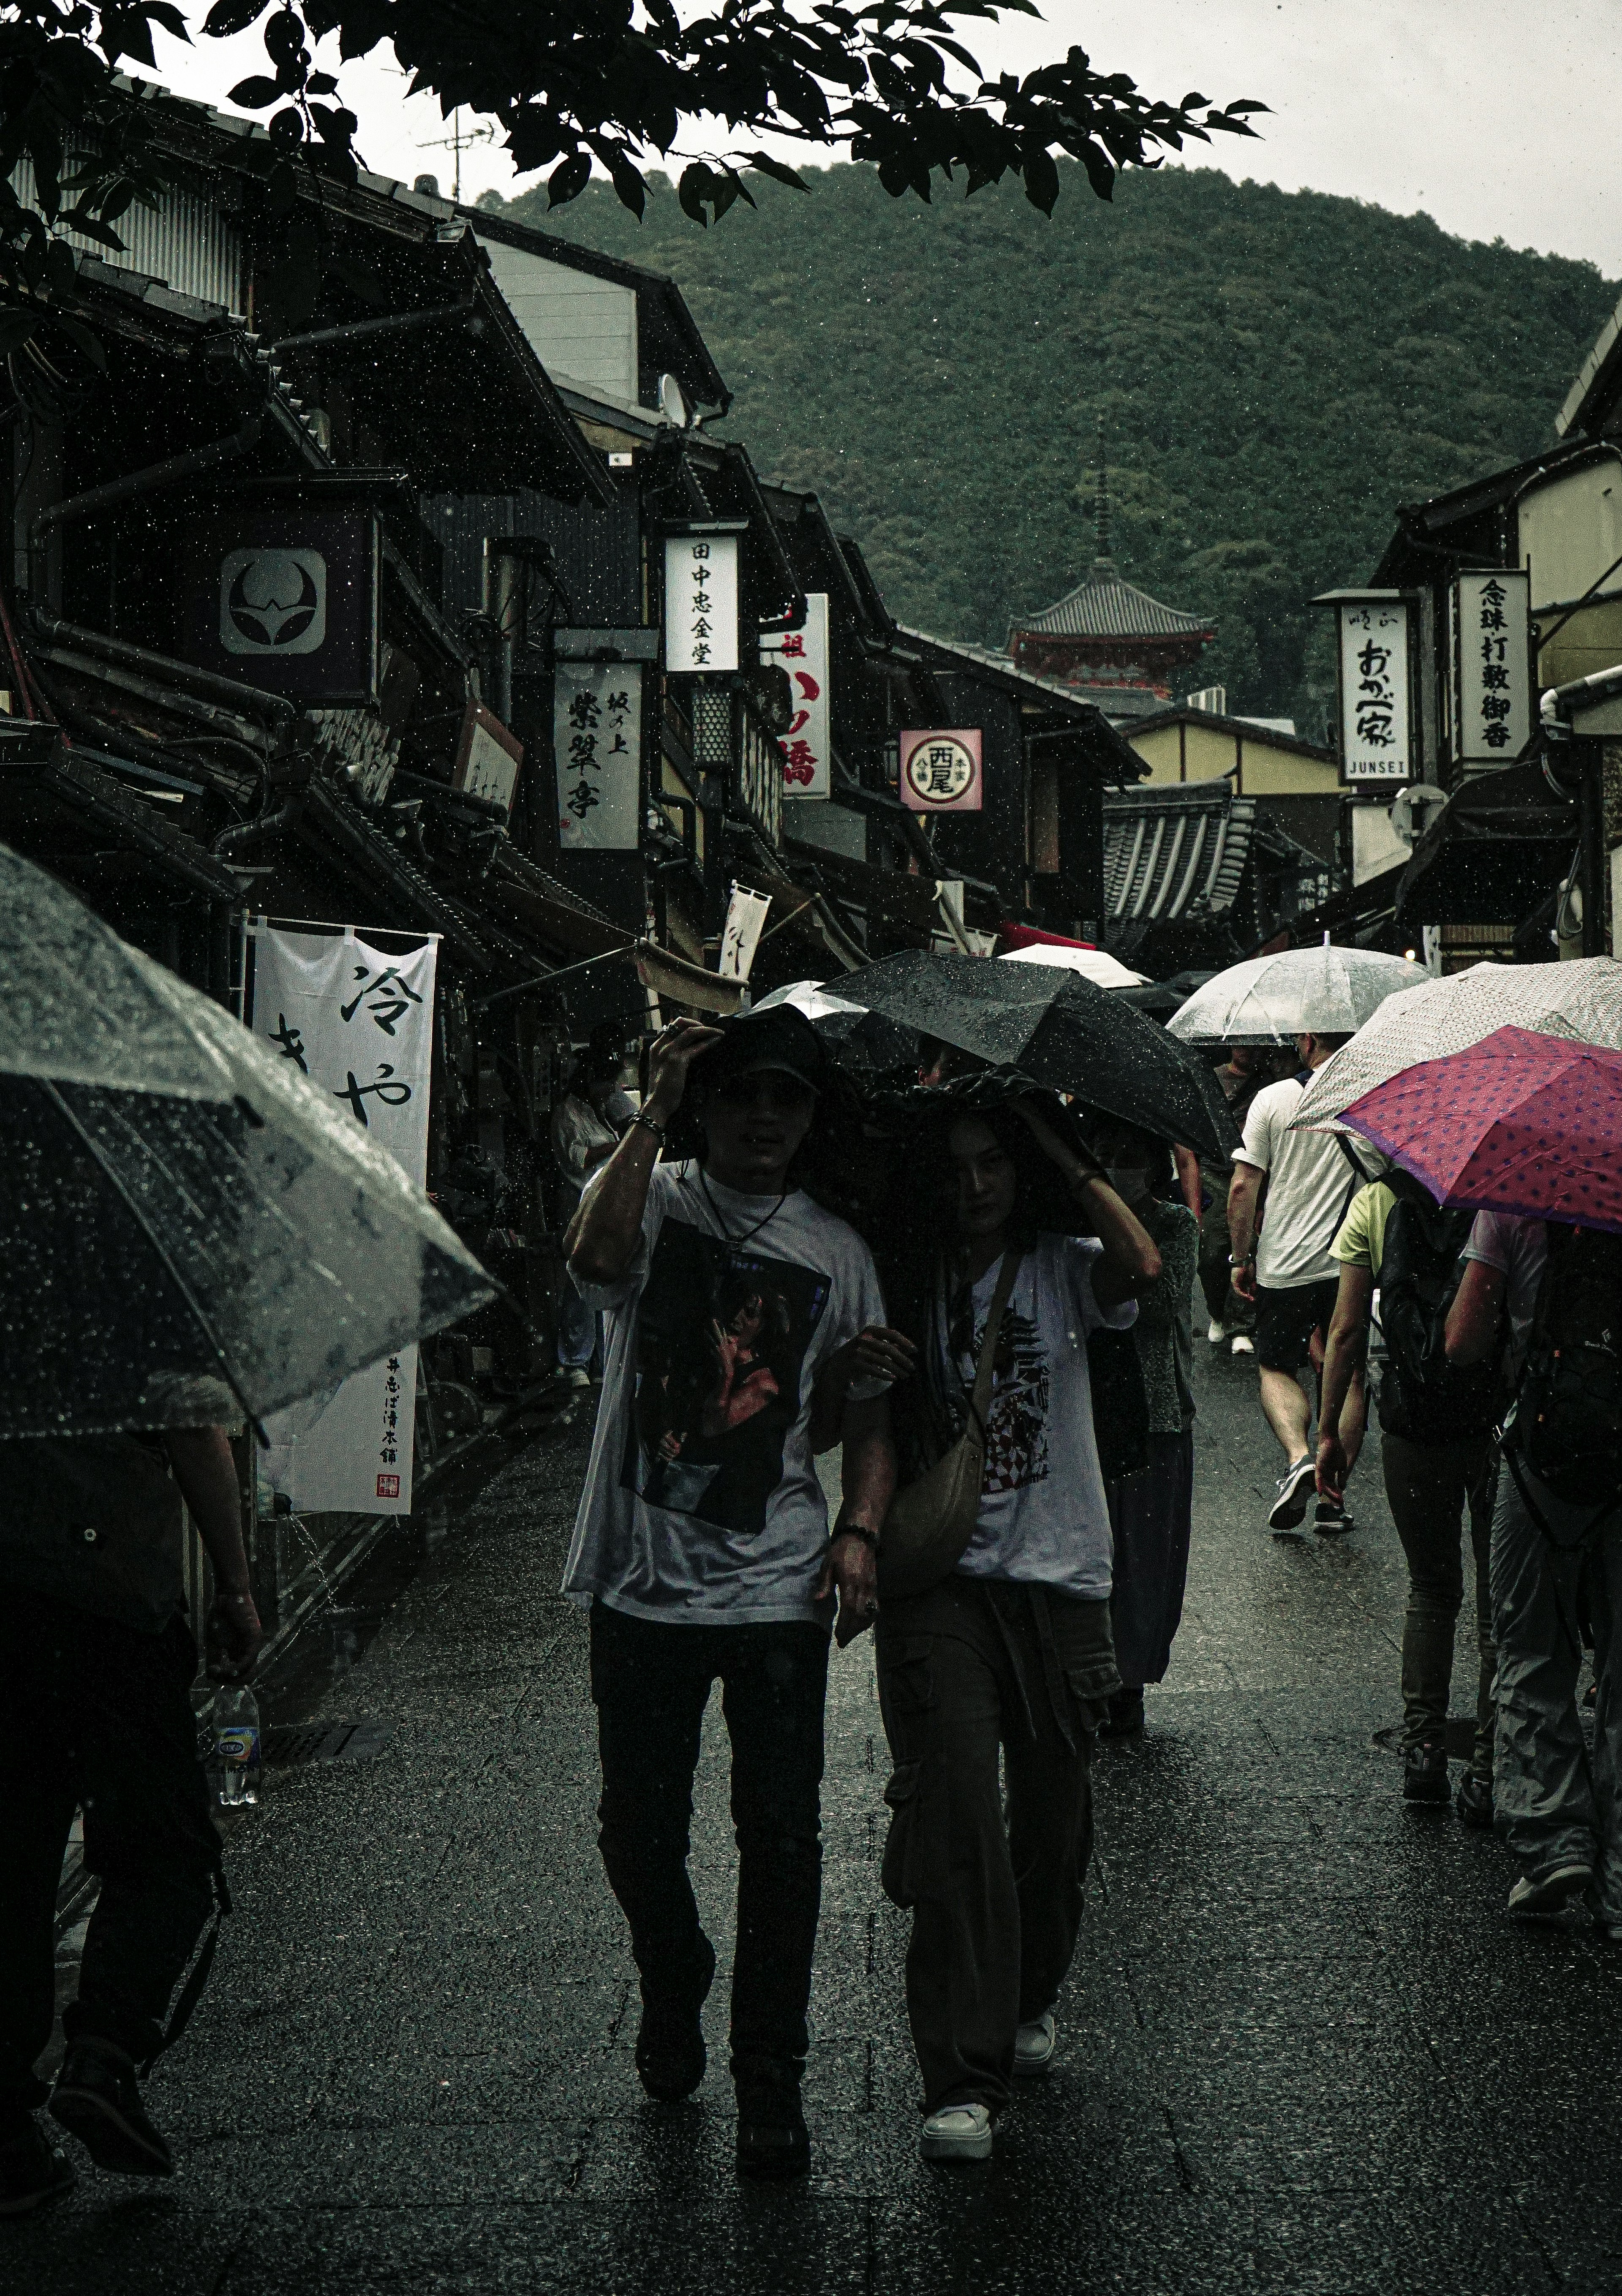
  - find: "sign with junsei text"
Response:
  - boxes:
[665,533,740,673]
[554,662,642,850]
[1336,597,1413,784]
[899,728,983,813]
[1454,569,1531,768]
[760,594,831,798]
[249,924,439,1517]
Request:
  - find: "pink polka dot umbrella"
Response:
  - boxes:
[1337,1025,1622,1234]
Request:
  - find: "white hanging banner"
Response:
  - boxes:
[555,662,642,850]
[665,533,739,673]
[250,924,439,1516]
[718,882,772,980]
[761,593,831,798]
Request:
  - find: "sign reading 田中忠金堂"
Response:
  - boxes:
[1335,596,1413,784]
[760,594,830,798]
[1454,569,1531,768]
[898,728,983,813]
[554,663,643,850]
[664,534,740,673]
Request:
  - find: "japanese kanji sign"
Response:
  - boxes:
[760,594,831,798]
[248,923,438,1517]
[453,701,524,813]
[554,662,642,850]
[1336,598,1413,784]
[899,728,983,813]
[664,534,740,673]
[1454,570,1531,768]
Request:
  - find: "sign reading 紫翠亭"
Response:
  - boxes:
[554,664,643,850]
[1454,570,1531,768]
[665,534,740,673]
[898,729,983,813]
[1335,597,1413,784]
[760,594,830,798]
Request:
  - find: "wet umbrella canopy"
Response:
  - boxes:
[0,843,495,1438]
[834,950,1238,1162]
[1168,945,1428,1046]
[749,978,918,1084]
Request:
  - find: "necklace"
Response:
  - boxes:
[697,1165,788,1250]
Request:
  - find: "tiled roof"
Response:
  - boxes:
[1015,561,1213,643]
[1103,784,1256,924]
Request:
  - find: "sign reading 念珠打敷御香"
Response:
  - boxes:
[1454,569,1531,769]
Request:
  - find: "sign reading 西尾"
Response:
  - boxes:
[554,662,642,850]
[1454,569,1531,768]
[250,924,439,1517]
[665,534,740,673]
[1336,597,1413,784]
[898,728,983,813]
[760,594,830,798]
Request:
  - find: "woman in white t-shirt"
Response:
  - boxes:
[873,1089,1160,2165]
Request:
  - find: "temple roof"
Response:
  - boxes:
[1014,560,1214,643]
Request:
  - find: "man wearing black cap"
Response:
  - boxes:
[563,1006,905,2179]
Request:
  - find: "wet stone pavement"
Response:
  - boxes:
[13,1343,1622,2296]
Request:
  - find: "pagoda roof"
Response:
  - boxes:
[1014,560,1213,643]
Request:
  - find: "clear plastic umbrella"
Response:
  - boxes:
[0,842,494,1439]
[1288,957,1622,1135]
[1167,944,1428,1046]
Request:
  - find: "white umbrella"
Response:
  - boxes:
[998,946,1148,989]
[1168,944,1428,1046]
[1288,957,1622,1134]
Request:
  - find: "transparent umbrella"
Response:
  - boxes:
[1288,957,1622,1135]
[1167,944,1428,1046]
[750,978,919,1084]
[0,842,494,1439]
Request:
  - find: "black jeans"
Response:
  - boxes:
[0,1590,222,2120]
[588,1599,829,2084]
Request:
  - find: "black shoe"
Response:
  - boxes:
[1268,1456,1317,1533]
[1101,1687,1145,1738]
[0,2117,75,2216]
[1402,1739,1451,1806]
[48,2039,172,2179]
[735,2061,811,2180]
[1456,1772,1495,1829]
[1313,1498,1353,1536]
[635,1934,716,2103]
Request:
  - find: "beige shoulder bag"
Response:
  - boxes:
[877,1247,1022,1602]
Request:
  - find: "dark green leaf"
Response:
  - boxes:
[143,2,192,39]
[1022,143,1059,213]
[49,310,107,368]
[547,150,591,207]
[266,157,299,214]
[269,106,305,146]
[204,0,269,33]
[227,73,283,107]
[745,150,810,192]
[63,209,126,250]
[0,308,39,354]
[305,69,337,92]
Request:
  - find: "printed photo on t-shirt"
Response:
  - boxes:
[620,1219,831,1535]
[945,1292,1052,1495]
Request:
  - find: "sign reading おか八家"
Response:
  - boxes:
[1334,596,1413,784]
[898,729,983,813]
[664,534,740,673]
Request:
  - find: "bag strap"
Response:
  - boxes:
[964,1247,1023,1442]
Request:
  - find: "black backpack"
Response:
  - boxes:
[1505,1225,1622,1513]
[1375,1172,1499,1445]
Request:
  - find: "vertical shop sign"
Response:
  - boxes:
[665,534,740,673]
[1336,596,1414,783]
[1454,569,1531,767]
[250,924,439,1515]
[554,662,642,850]
[760,594,831,797]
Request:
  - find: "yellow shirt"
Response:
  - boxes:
[1330,1180,1397,1275]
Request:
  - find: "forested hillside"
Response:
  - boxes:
[487,163,1616,729]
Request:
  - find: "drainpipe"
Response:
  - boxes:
[28,414,264,599]
[267,298,476,356]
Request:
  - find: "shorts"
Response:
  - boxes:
[1254,1279,1341,1373]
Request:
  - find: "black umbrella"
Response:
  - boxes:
[835,951,1239,1163]
[749,979,918,1085]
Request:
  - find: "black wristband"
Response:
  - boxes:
[831,1522,879,1550]
[632,1111,666,1145]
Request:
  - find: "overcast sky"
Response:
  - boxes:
[143,0,1622,277]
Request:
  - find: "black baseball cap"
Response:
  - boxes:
[697,1005,826,1095]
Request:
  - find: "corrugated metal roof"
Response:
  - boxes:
[1015,561,1213,642]
[1103,785,1256,924]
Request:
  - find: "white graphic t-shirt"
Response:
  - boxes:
[561,1162,888,1626]
[938,1233,1136,1601]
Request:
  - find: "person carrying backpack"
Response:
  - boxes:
[1317,1173,1502,1820]
[1446,1215,1622,1930]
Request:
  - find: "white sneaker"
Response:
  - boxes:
[1230,1333,1255,1357]
[1013,2012,1056,2077]
[920,2102,993,2161]
[1206,1318,1227,1344]
[563,1366,591,1389]
[1507,1864,1593,1918]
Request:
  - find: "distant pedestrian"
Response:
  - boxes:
[561,1007,902,2179]
[1198,1046,1276,1359]
[877,1093,1160,2162]
[550,1034,637,1387]
[1095,1118,1200,1738]
[0,1427,261,2214]
[1226,1033,1380,1537]
[1317,1171,1500,1818]
[1446,1215,1622,1928]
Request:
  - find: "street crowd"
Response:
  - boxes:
[6,954,1622,2209]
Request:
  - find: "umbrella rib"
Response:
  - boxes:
[42,1081,269,1445]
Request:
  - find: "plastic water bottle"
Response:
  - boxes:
[212,1686,261,1808]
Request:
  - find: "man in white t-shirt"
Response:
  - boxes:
[562,1004,903,2182]
[1227,1032,1380,1536]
